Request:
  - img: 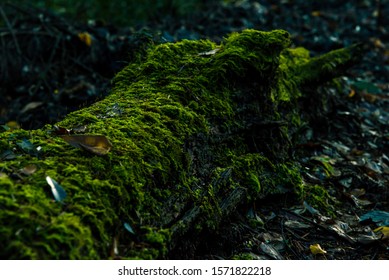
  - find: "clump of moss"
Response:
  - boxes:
[0,29,360,259]
[300,184,337,216]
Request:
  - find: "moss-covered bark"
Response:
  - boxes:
[0,29,362,259]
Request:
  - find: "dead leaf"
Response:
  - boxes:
[78,32,93,47]
[17,139,40,156]
[373,226,389,240]
[124,222,135,235]
[1,150,16,160]
[5,121,20,130]
[303,201,320,216]
[19,164,37,176]
[355,232,380,244]
[360,210,389,226]
[46,176,67,203]
[53,125,71,135]
[259,242,284,260]
[350,195,372,207]
[328,223,356,244]
[372,38,385,49]
[53,125,87,135]
[349,188,366,197]
[72,125,87,134]
[59,134,112,155]
[310,244,327,255]
[198,48,220,56]
[311,11,321,17]
[284,219,312,229]
[348,88,356,98]
[20,101,43,114]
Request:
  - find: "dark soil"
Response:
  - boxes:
[1,0,389,259]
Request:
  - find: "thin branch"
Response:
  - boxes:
[0,6,22,55]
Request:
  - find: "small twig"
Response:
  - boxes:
[370,247,378,260]
[4,2,32,17]
[280,217,304,259]
[32,36,61,95]
[252,120,288,127]
[0,32,6,82]
[6,2,77,37]
[0,30,54,37]
[70,57,107,80]
[0,5,22,55]
[376,0,382,31]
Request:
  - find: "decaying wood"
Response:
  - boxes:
[0,29,363,259]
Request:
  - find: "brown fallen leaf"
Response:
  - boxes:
[59,134,112,156]
[53,125,71,135]
[19,164,38,176]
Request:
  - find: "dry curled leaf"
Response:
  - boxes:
[59,134,112,155]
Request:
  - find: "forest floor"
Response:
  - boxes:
[1,0,389,259]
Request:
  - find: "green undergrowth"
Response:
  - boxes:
[0,29,357,259]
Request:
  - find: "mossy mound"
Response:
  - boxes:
[0,29,362,259]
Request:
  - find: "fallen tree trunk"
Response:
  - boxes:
[0,29,363,259]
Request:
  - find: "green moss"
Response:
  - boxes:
[215,154,303,199]
[144,227,171,257]
[0,29,359,259]
[232,252,258,260]
[0,173,98,259]
[301,184,336,215]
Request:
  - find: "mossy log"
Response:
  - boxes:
[0,29,363,259]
